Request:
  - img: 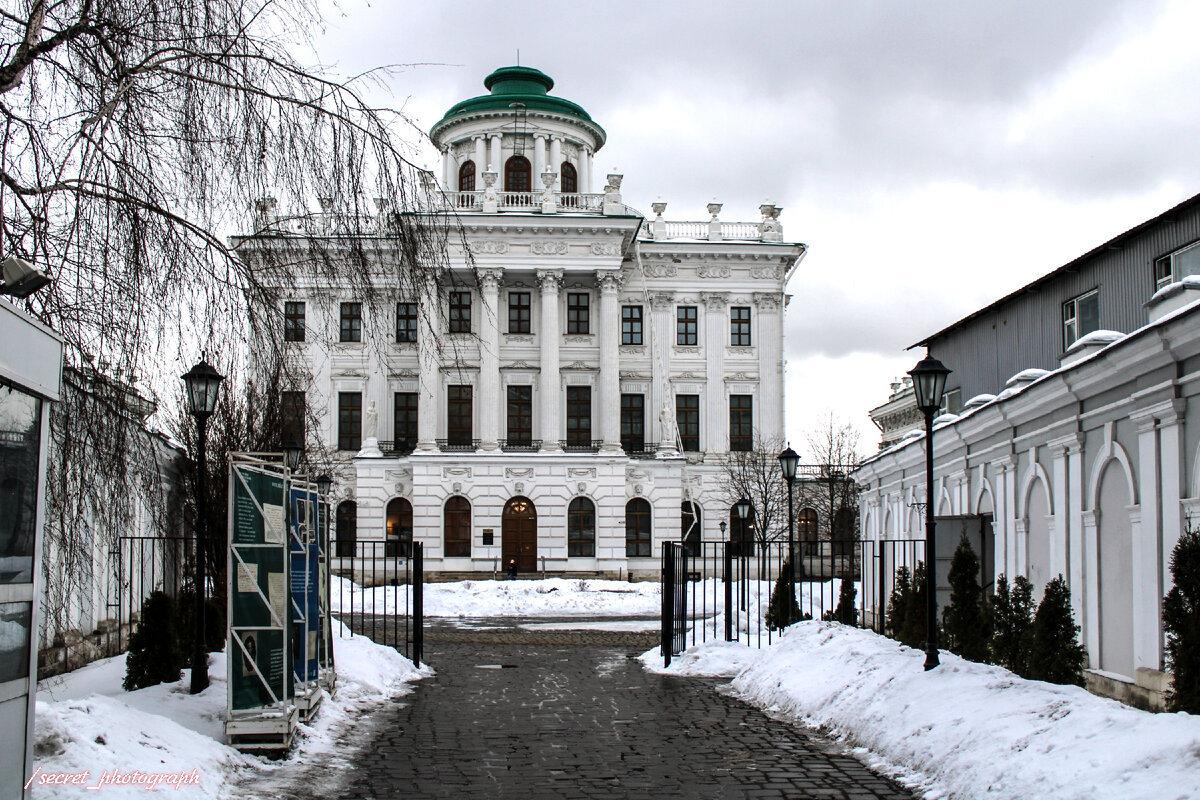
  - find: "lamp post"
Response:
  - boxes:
[908,351,951,671]
[283,438,303,473]
[778,444,800,614]
[315,474,332,497]
[181,358,224,694]
[734,498,752,611]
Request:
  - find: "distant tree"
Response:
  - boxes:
[1164,526,1200,712]
[124,591,184,691]
[799,412,863,542]
[989,575,1035,677]
[942,535,988,661]
[717,434,787,549]
[1028,576,1087,686]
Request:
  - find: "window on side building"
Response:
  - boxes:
[447,385,473,446]
[449,291,471,333]
[444,496,471,557]
[729,394,753,452]
[730,306,752,347]
[1154,241,1200,291]
[284,301,305,342]
[458,160,476,192]
[676,394,700,452]
[561,162,578,194]
[506,386,532,446]
[339,302,361,343]
[393,392,417,454]
[620,393,645,453]
[622,305,643,345]
[281,390,305,447]
[396,302,418,343]
[508,291,531,334]
[568,497,595,557]
[625,498,651,558]
[1062,289,1099,350]
[567,293,590,334]
[566,386,592,446]
[337,392,361,451]
[677,306,698,346]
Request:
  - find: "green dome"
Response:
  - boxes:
[432,66,604,142]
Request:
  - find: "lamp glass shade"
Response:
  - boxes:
[316,474,332,496]
[283,439,303,472]
[778,445,800,482]
[181,359,224,417]
[908,353,951,413]
[734,498,752,520]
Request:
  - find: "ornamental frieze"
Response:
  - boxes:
[474,240,509,255]
[644,263,677,278]
[698,265,731,279]
[590,242,621,256]
[750,265,781,279]
[531,241,569,255]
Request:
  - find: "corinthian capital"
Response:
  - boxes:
[596,270,625,293]
[478,268,504,292]
[535,268,564,293]
[701,291,729,310]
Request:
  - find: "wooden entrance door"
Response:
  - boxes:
[502,497,537,573]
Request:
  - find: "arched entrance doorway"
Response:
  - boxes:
[502,496,538,573]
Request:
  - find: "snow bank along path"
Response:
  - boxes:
[643,621,1200,800]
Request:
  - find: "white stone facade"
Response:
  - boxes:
[240,67,805,578]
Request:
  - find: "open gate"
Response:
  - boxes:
[660,542,687,667]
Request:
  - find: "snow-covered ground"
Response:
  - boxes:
[32,619,428,799]
[641,621,1200,800]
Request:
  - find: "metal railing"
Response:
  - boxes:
[379,439,416,457]
[331,540,424,664]
[436,438,480,452]
[622,441,659,458]
[560,439,602,453]
[108,536,189,655]
[500,438,541,452]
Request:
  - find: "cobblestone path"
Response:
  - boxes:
[330,621,914,800]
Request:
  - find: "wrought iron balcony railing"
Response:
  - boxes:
[500,438,541,452]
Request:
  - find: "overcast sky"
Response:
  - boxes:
[314,0,1200,459]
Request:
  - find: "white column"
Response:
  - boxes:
[537,269,563,451]
[754,292,784,442]
[701,292,728,457]
[473,137,486,186]
[534,134,547,178]
[442,145,452,190]
[583,148,593,193]
[549,137,562,191]
[597,271,624,453]
[416,276,439,452]
[1133,413,1159,673]
[489,134,502,182]
[1067,441,1086,639]
[479,269,503,451]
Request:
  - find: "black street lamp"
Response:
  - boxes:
[283,438,304,473]
[778,444,800,606]
[734,498,752,611]
[181,358,224,694]
[315,474,333,497]
[908,351,951,671]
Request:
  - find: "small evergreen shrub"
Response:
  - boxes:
[885,566,912,642]
[766,558,804,630]
[123,591,184,691]
[1028,575,1087,686]
[1164,526,1200,712]
[831,577,858,626]
[942,535,989,662]
[989,574,1035,677]
[886,563,930,649]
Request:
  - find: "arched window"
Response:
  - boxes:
[560,161,578,193]
[568,497,596,557]
[458,160,476,192]
[681,501,701,557]
[798,508,819,540]
[729,506,756,557]
[505,155,531,193]
[444,496,471,558]
[335,501,357,558]
[386,497,413,557]
[625,498,652,558]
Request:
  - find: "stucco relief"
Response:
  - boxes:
[698,265,731,279]
[644,263,678,278]
[590,242,621,256]
[701,292,729,309]
[750,265,780,279]
[531,241,569,255]
[475,240,509,255]
[444,467,472,478]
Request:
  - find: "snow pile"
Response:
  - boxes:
[32,619,427,798]
[643,621,1200,800]
[333,575,661,617]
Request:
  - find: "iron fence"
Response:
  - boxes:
[331,540,424,664]
[108,535,189,654]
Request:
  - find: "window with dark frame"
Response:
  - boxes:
[506,386,532,445]
[337,392,361,451]
[567,293,590,334]
[730,306,752,346]
[284,301,305,342]
[676,394,700,452]
[444,496,471,558]
[677,306,698,346]
[625,498,652,557]
[386,498,413,557]
[620,393,644,452]
[339,302,362,343]
[447,385,473,446]
[729,394,753,452]
[508,291,531,334]
[449,291,471,333]
[682,501,702,557]
[566,386,592,445]
[561,162,578,194]
[335,501,357,558]
[505,155,532,192]
[622,305,643,345]
[568,497,595,557]
[393,392,417,453]
[281,390,305,446]
[458,160,476,192]
[395,302,418,343]
[1063,289,1099,350]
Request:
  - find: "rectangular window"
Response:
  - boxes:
[337,392,361,451]
[339,302,361,343]
[506,386,533,445]
[676,306,698,346]
[621,393,645,453]
[676,394,700,452]
[447,385,473,446]
[567,293,590,334]
[1063,289,1099,350]
[1154,241,1200,290]
[281,390,305,446]
[729,394,753,452]
[622,305,643,345]
[284,301,305,342]
[393,392,418,453]
[730,306,752,347]
[449,291,472,333]
[395,302,418,343]
[0,602,32,682]
[940,388,963,416]
[0,381,40,584]
[508,291,531,334]
[566,386,592,446]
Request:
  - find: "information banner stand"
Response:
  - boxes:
[316,498,336,694]
[225,456,298,752]
[289,482,324,720]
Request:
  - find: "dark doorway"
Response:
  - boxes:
[502,496,538,573]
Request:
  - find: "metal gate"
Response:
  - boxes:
[108,535,188,654]
[332,540,424,665]
[661,542,687,667]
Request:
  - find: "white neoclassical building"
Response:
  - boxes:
[238,66,805,578]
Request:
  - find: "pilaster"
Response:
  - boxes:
[754,292,784,442]
[416,276,438,452]
[702,292,728,459]
[597,270,624,453]
[479,269,503,451]
[537,269,563,451]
